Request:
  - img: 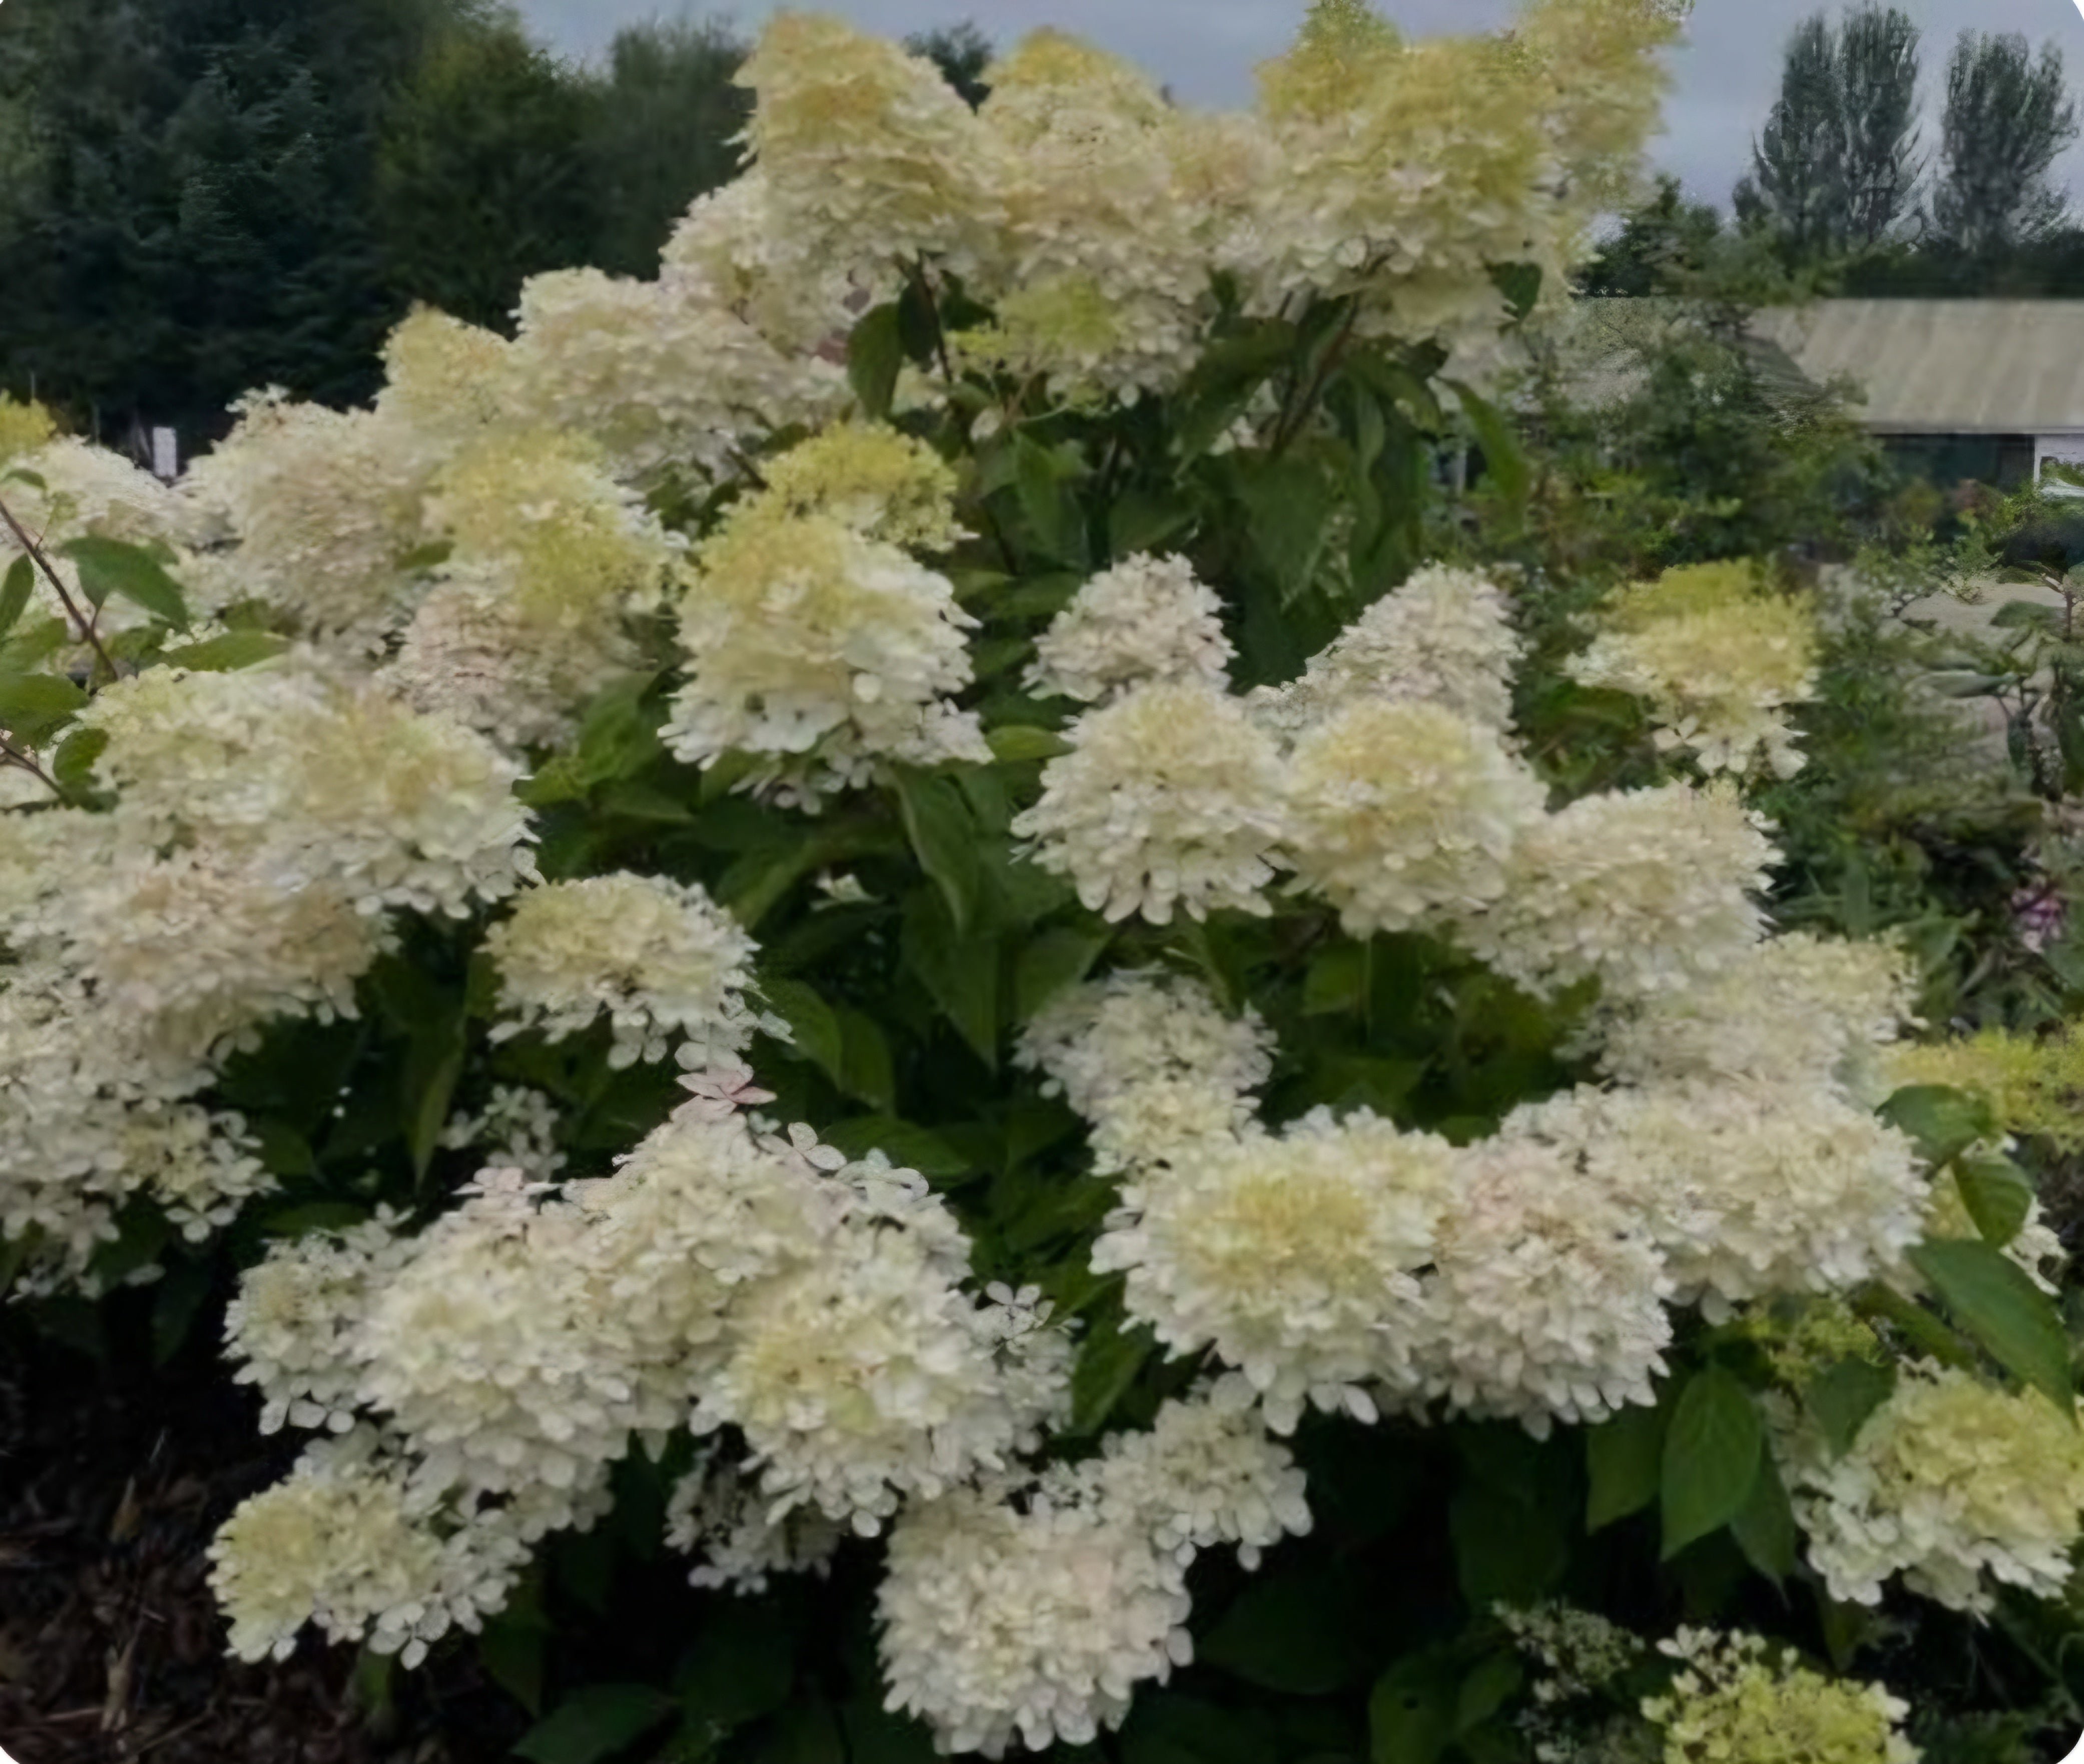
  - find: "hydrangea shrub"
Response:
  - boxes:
[2,4,2081,1760]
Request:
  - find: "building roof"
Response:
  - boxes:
[1749,300,2084,436]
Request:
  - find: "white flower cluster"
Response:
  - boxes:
[1567,563,1820,778]
[214,1103,1072,1665]
[1025,553,1234,704]
[660,427,990,807]
[0,663,534,1279]
[877,1388,1310,1756]
[1772,1365,2084,1614]
[1016,583,1773,1007]
[484,873,778,1069]
[1044,902,1932,1439]
[440,1085,567,1186]
[1015,970,1275,1175]
[1642,1628,1918,1764]
[1245,564,1521,739]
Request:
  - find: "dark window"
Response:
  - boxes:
[1881,433,2036,491]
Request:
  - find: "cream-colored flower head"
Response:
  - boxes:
[1284,698,1545,938]
[484,874,772,1069]
[1012,679,1289,924]
[1026,553,1234,704]
[1775,1364,2084,1614]
[1642,1629,1917,1764]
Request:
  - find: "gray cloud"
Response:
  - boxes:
[520,0,2084,211]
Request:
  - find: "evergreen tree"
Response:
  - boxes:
[1929,32,2078,258]
[1579,175,1725,296]
[372,11,596,332]
[0,0,472,440]
[581,17,750,279]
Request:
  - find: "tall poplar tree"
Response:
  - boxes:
[1929,32,2078,257]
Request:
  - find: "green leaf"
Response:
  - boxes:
[0,671,87,745]
[1303,943,1367,1017]
[1910,1238,2076,1416]
[407,1037,464,1185]
[60,536,191,630]
[1730,1445,1799,1588]
[1802,1355,1895,1457]
[1451,1479,1571,1607]
[1953,1156,2035,1248]
[513,1684,677,1764]
[1369,1650,1459,1764]
[1445,379,1529,508]
[1660,1367,1763,1559]
[893,769,980,935]
[1012,434,1087,568]
[1202,1570,1370,1695]
[1013,927,1111,1024]
[150,1259,214,1367]
[52,724,108,794]
[1068,1308,1157,1437]
[1879,1085,1997,1168]
[835,1006,898,1114]
[985,725,1072,763]
[478,1604,550,1717]
[158,630,290,672]
[759,1696,845,1764]
[0,556,32,643]
[1109,487,1198,559]
[676,1603,796,1744]
[1487,262,1543,323]
[818,1117,972,1181]
[762,977,846,1088]
[848,302,904,420]
[1455,1656,1523,1736]
[900,889,999,1069]
[1585,1398,1667,1531]
[1232,454,1338,605]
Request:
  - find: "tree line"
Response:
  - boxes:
[1588,5,2084,299]
[0,1,991,448]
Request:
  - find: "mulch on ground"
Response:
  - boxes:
[0,1316,518,1764]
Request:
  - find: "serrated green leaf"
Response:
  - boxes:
[158,629,290,672]
[1445,378,1529,508]
[1012,433,1087,567]
[1730,1444,1799,1588]
[985,725,1072,763]
[676,1602,796,1743]
[1013,926,1110,1023]
[1952,1156,2035,1248]
[1802,1355,1895,1456]
[1068,1310,1156,1437]
[762,977,846,1087]
[0,556,32,642]
[0,671,86,745]
[1910,1238,2076,1416]
[1233,453,1338,605]
[848,302,904,420]
[1109,487,1197,559]
[1585,1398,1667,1531]
[1303,943,1367,1017]
[1879,1085,1997,1168]
[900,889,998,1069]
[834,1006,897,1113]
[52,724,108,794]
[513,1684,677,1764]
[893,769,979,935]
[61,535,191,630]
[1660,1367,1763,1558]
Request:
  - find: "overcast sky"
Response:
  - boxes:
[517,0,2084,212]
